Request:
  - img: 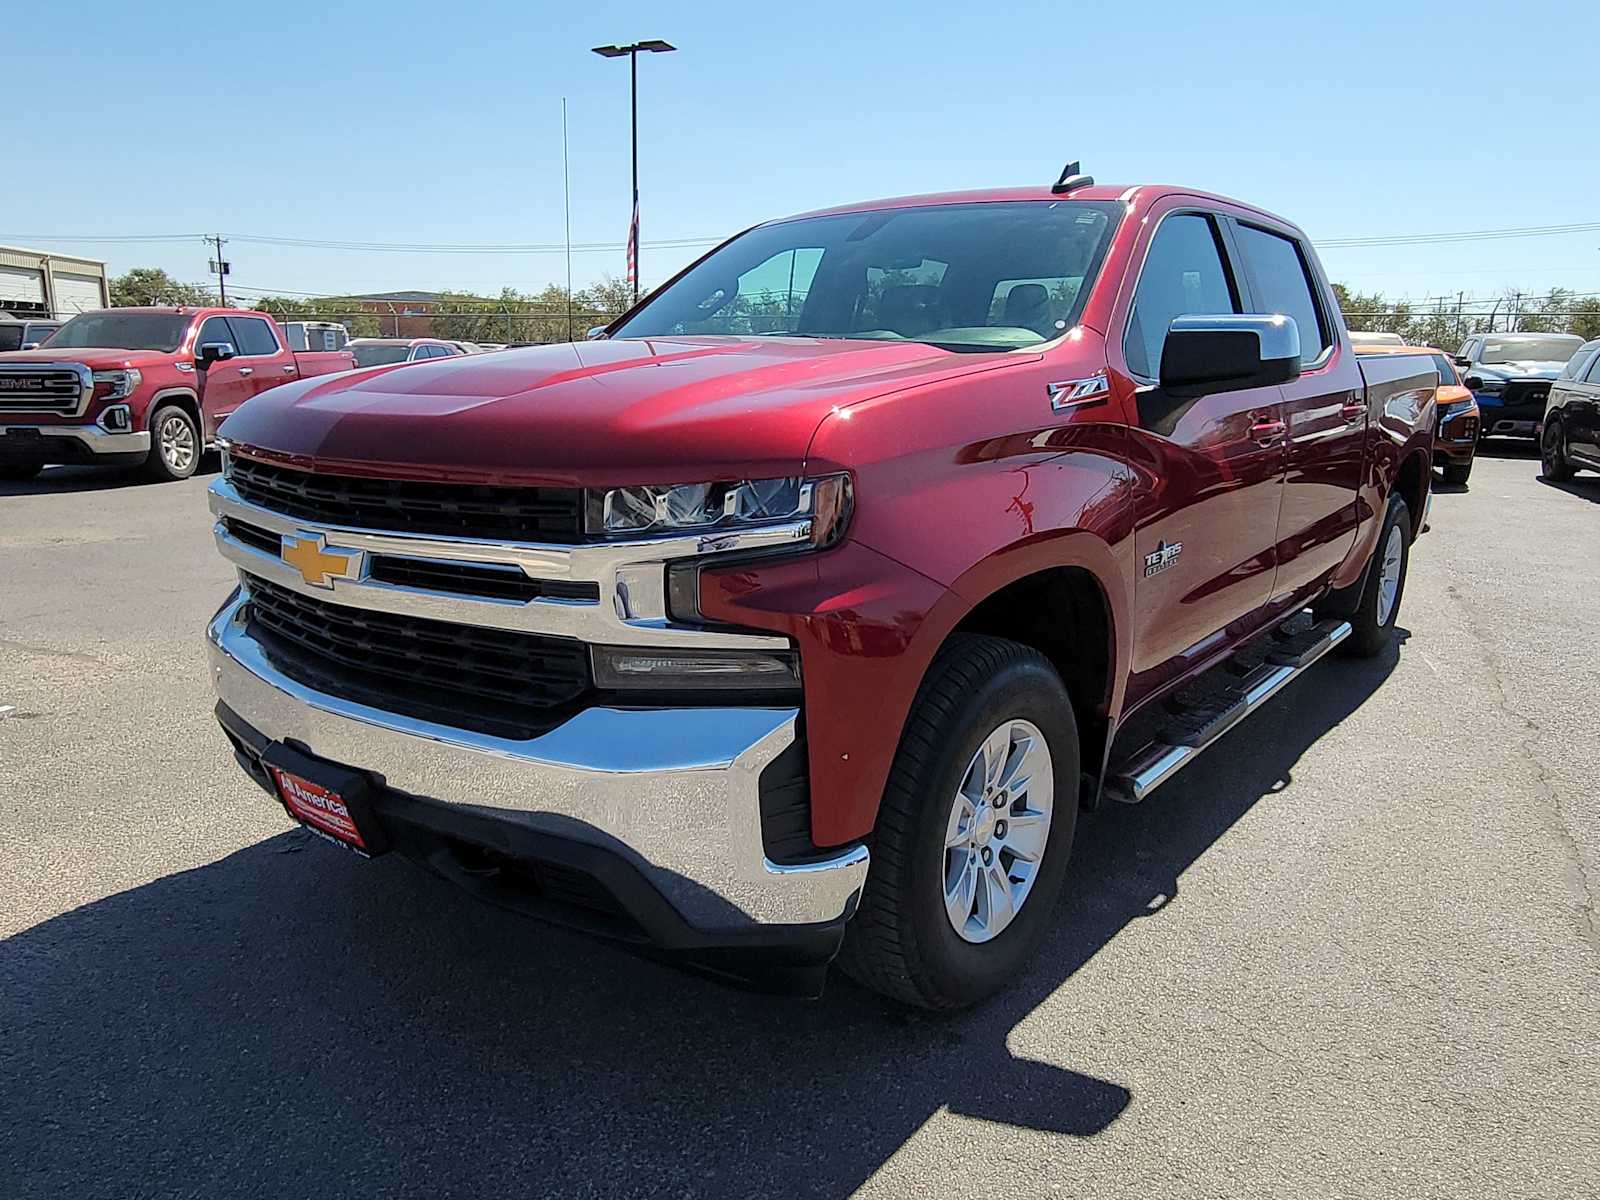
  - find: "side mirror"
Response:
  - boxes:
[1462,375,1484,391]
[1159,314,1302,397]
[1451,355,1471,368]
[20,342,39,351]
[585,326,609,341]
[196,341,237,368]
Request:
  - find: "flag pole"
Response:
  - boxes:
[563,97,574,342]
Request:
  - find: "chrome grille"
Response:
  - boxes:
[0,365,89,415]
[241,572,592,738]
[228,455,585,542]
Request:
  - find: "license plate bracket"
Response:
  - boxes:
[261,742,391,857]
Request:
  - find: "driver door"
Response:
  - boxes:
[192,315,252,438]
[1115,207,1288,709]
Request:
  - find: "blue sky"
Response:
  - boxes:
[8,0,1596,309]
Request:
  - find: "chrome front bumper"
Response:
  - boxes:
[0,423,150,455]
[207,590,868,933]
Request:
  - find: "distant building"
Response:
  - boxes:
[345,291,445,338]
[0,245,110,319]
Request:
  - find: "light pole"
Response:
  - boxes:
[591,39,676,303]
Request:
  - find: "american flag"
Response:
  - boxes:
[626,199,639,292]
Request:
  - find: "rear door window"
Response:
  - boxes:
[1234,224,1329,363]
[1124,213,1240,379]
[231,317,281,356]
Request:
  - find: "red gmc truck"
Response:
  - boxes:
[204,178,1435,1008]
[0,307,353,483]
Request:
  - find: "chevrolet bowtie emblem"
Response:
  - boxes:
[281,532,361,589]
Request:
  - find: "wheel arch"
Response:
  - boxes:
[143,387,202,437]
[1394,446,1429,539]
[907,528,1130,811]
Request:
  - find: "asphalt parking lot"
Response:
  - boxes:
[2,447,1597,1199]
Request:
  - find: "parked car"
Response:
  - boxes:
[0,314,63,351]
[205,178,1435,1008]
[1348,330,1406,347]
[1540,337,1600,480]
[279,320,350,353]
[0,307,354,482]
[347,337,465,368]
[1359,344,1479,485]
[1453,332,1583,440]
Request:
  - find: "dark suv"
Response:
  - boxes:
[1454,332,1583,439]
[0,316,62,352]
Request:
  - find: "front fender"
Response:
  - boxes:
[702,383,1136,847]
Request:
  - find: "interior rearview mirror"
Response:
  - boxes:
[1158,314,1302,397]
[196,341,237,368]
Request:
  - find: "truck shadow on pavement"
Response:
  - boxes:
[1,642,1402,1199]
[0,463,219,497]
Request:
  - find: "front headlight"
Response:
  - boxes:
[91,368,142,402]
[587,473,853,549]
[1474,377,1505,395]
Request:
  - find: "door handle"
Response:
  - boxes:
[282,365,297,374]
[1340,399,1367,423]
[1249,416,1287,446]
[237,366,253,377]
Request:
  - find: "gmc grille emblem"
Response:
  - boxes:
[0,378,46,390]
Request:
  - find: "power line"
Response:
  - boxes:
[1320,220,1600,248]
[10,216,1600,254]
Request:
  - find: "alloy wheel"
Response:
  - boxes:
[1542,422,1563,475]
[1375,524,1404,627]
[160,413,196,474]
[942,718,1054,944]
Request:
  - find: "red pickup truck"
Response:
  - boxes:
[205,179,1435,1008]
[0,306,353,482]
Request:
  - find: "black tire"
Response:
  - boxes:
[143,404,201,482]
[0,463,42,482]
[1341,493,1411,659]
[837,634,1080,1010]
[1440,460,1472,487]
[1541,417,1575,482]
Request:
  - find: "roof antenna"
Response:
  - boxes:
[1051,161,1094,194]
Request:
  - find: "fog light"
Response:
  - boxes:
[591,646,800,691]
[98,404,132,433]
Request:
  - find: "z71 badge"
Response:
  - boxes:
[1144,540,1182,577]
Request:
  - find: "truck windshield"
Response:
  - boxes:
[47,312,191,352]
[1480,336,1582,364]
[352,343,410,367]
[612,200,1121,353]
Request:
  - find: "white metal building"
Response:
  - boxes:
[0,245,109,319]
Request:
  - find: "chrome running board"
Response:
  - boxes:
[1104,618,1351,805]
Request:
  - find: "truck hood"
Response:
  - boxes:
[1471,360,1567,382]
[0,347,176,369]
[220,335,1027,486]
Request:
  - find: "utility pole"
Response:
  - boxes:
[207,235,230,307]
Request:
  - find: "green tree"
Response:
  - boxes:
[1569,298,1600,341]
[109,267,213,307]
